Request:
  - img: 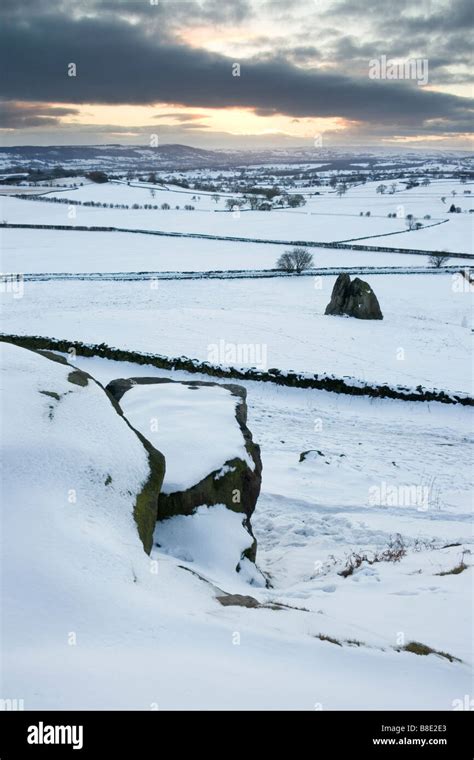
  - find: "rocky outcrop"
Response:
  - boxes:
[325,274,383,320]
[1,343,165,555]
[39,352,166,554]
[36,350,165,554]
[106,377,262,562]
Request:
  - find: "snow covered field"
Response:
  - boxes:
[2,177,472,252]
[0,193,410,241]
[2,227,470,274]
[366,215,473,254]
[4,349,467,710]
[3,274,471,394]
[1,158,472,713]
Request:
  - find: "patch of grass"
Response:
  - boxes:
[266,601,310,612]
[401,641,461,663]
[346,638,362,647]
[437,560,469,576]
[339,534,407,577]
[315,633,343,646]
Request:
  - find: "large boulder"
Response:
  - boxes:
[106,377,262,563]
[325,273,383,320]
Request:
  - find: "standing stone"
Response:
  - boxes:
[325,274,383,320]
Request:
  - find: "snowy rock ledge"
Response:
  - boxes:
[0,342,165,555]
[106,378,262,565]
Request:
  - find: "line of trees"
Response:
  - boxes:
[13,195,195,211]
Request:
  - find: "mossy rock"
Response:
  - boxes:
[106,377,262,560]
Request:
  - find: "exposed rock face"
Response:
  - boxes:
[216,594,261,608]
[324,274,383,320]
[106,378,262,562]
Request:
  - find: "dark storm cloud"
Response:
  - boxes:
[0,0,472,145]
[32,0,255,26]
[322,0,474,65]
[0,101,79,128]
[0,11,472,129]
[402,0,474,33]
[285,46,320,64]
[323,31,472,77]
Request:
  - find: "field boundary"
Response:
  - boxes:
[1,222,472,260]
[17,266,468,282]
[1,333,471,406]
[334,218,449,243]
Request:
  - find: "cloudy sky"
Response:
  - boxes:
[0,0,472,148]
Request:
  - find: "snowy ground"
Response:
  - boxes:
[2,345,471,709]
[1,164,472,711]
[2,177,472,252]
[366,215,473,254]
[3,274,472,394]
[3,227,470,275]
[31,350,471,709]
[0,192,410,241]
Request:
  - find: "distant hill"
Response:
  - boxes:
[0,143,471,174]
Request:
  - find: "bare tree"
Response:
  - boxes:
[276,252,296,272]
[277,247,314,274]
[226,198,245,211]
[429,253,450,268]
